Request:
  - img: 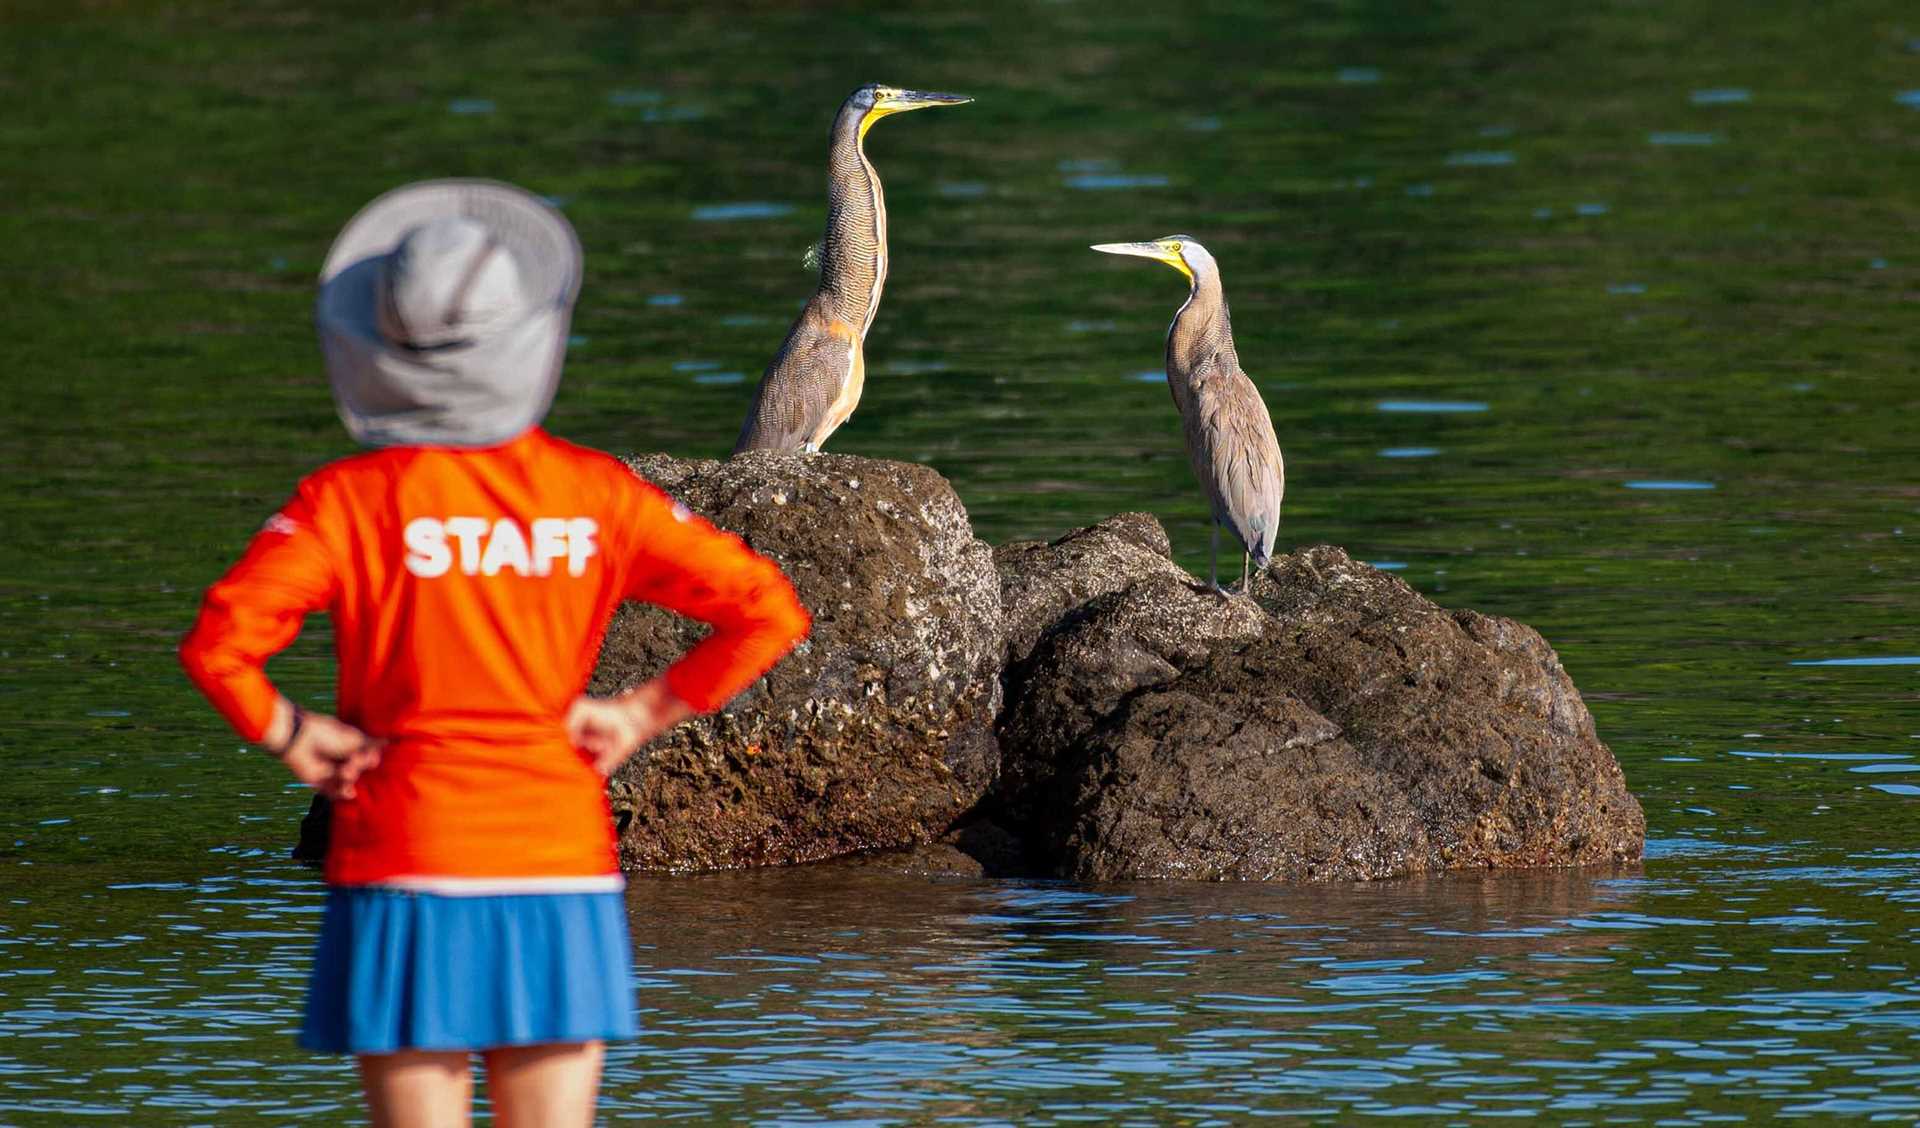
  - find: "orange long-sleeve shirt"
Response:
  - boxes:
[179,429,809,885]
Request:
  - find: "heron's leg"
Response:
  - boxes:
[1208,523,1222,594]
[1241,551,1251,593]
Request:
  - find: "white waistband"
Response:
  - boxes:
[364,874,626,896]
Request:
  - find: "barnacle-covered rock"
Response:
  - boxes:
[594,450,1004,871]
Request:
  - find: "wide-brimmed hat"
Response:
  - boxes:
[316,179,582,448]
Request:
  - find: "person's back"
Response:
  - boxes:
[192,426,803,886]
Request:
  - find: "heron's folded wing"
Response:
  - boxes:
[732,313,852,453]
[1190,360,1287,563]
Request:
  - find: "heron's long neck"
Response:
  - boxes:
[1166,268,1234,382]
[819,109,887,334]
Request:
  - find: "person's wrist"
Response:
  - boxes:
[265,705,305,760]
[647,680,696,727]
[619,682,660,724]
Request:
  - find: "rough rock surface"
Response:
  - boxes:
[825,821,1029,879]
[998,540,1644,881]
[1248,546,1643,876]
[994,573,1269,844]
[1058,680,1427,881]
[992,513,1186,664]
[594,451,1005,871]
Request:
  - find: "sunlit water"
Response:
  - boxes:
[3,1,1918,1122]
[7,855,1919,1122]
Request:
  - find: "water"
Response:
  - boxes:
[3,0,1919,1122]
[690,203,796,222]
[7,862,1920,1121]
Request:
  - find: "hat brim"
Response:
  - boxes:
[315,180,583,449]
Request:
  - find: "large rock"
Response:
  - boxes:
[993,513,1185,664]
[994,573,1268,845]
[996,538,1644,881]
[824,820,1029,879]
[592,451,1004,871]
[1251,546,1643,874]
[1058,679,1429,881]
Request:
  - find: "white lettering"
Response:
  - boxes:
[530,518,569,576]
[444,517,489,574]
[566,518,599,577]
[480,518,532,576]
[403,518,451,578]
[402,515,599,579]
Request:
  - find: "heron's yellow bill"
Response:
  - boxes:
[879,88,973,111]
[1090,240,1195,282]
[862,88,972,137]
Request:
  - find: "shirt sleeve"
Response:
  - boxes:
[616,478,811,713]
[178,482,340,742]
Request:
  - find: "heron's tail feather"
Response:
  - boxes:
[1245,511,1279,570]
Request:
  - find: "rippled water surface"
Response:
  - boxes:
[3,0,1918,1122]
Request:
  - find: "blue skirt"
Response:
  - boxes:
[301,887,638,1054]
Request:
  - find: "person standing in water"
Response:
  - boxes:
[179,180,810,1126]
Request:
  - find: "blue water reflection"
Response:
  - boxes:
[1446,151,1515,167]
[1377,400,1488,413]
[1065,174,1170,191]
[691,203,795,222]
[1648,131,1721,146]
[7,855,1917,1121]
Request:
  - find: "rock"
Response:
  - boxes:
[825,820,1029,879]
[998,542,1644,881]
[292,793,329,865]
[995,572,1268,841]
[992,513,1184,664]
[1059,680,1428,881]
[593,451,1005,871]
[1252,546,1643,874]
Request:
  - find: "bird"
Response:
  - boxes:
[732,84,971,455]
[1090,236,1286,594]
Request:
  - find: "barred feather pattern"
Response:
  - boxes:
[820,108,887,332]
[1166,264,1286,568]
[733,100,886,454]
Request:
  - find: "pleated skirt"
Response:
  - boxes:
[300,886,637,1054]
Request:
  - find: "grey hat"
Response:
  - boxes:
[315,179,583,448]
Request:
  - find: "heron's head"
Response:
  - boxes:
[1090,235,1215,285]
[849,84,972,139]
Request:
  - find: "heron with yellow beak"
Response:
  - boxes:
[732,84,971,454]
[1091,235,1285,594]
